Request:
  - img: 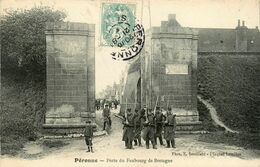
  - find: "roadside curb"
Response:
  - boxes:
[40,130,107,140]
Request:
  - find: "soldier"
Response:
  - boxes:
[100,99,104,110]
[140,104,147,117]
[133,109,144,146]
[154,106,165,146]
[164,107,176,148]
[114,100,118,109]
[95,99,100,110]
[102,104,111,130]
[142,109,157,149]
[122,108,137,149]
[84,120,94,153]
[108,100,112,109]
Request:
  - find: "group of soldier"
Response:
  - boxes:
[96,99,119,110]
[84,103,176,153]
[122,105,177,149]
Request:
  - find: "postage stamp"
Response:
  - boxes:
[101,3,145,61]
[101,3,136,47]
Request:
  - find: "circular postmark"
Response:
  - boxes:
[110,22,145,61]
[101,3,145,61]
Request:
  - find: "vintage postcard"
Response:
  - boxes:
[0,0,259,167]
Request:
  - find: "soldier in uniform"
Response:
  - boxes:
[84,120,94,153]
[133,109,144,146]
[122,108,137,149]
[108,100,112,109]
[114,100,118,109]
[95,99,100,110]
[102,104,111,130]
[154,106,165,146]
[100,99,104,110]
[142,109,157,149]
[164,107,176,148]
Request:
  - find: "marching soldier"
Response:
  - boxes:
[122,108,137,149]
[154,106,165,146]
[164,107,177,148]
[102,104,111,130]
[133,109,144,146]
[142,109,157,149]
[95,99,100,110]
[114,100,118,109]
[100,99,104,110]
[108,100,112,109]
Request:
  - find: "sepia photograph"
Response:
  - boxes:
[0,0,259,166]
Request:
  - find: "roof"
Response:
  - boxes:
[197,27,260,52]
[246,28,260,52]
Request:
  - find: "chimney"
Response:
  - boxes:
[235,20,248,52]
[168,14,176,21]
[238,19,240,27]
[167,14,181,28]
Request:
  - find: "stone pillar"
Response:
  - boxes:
[44,22,95,134]
[144,14,201,130]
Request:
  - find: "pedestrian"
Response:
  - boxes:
[95,99,100,110]
[142,108,157,149]
[100,99,104,110]
[154,106,165,146]
[164,107,176,148]
[114,100,118,109]
[133,109,144,146]
[122,108,137,149]
[102,104,111,130]
[84,120,94,153]
[108,100,112,109]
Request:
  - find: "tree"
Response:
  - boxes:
[0,6,67,82]
[0,6,67,155]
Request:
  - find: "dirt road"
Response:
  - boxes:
[1,108,260,167]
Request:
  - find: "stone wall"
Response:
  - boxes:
[44,22,95,134]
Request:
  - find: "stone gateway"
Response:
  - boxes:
[121,14,201,130]
[43,22,95,134]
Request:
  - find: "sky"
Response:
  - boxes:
[1,0,259,94]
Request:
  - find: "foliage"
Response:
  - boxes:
[197,54,260,132]
[0,77,46,155]
[198,132,260,150]
[1,6,66,81]
[0,6,66,155]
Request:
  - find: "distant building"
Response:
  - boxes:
[197,20,260,52]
